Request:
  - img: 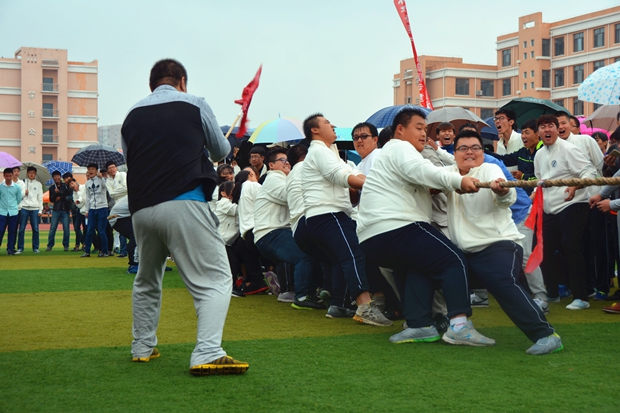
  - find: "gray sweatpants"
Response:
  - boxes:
[516,220,547,300]
[131,200,232,367]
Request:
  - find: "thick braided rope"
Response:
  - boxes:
[474,177,620,189]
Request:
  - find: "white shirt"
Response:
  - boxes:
[444,163,523,253]
[301,140,357,219]
[356,148,381,177]
[497,130,523,172]
[214,197,239,246]
[286,161,305,234]
[356,139,463,243]
[20,178,43,212]
[534,138,597,214]
[238,180,261,239]
[105,171,127,201]
[253,170,290,243]
[565,133,604,176]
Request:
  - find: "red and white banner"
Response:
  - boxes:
[234,65,263,138]
[393,0,433,110]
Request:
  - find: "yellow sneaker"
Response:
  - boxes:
[132,347,160,362]
[190,355,249,376]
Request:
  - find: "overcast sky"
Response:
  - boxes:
[1,0,617,129]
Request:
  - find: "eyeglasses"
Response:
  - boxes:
[455,145,483,153]
[493,116,507,122]
[352,134,372,142]
[274,157,289,164]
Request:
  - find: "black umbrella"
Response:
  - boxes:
[71,144,125,169]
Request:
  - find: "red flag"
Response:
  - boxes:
[393,0,433,110]
[234,65,262,138]
[524,187,544,273]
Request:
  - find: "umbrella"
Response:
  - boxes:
[577,62,620,105]
[0,152,21,169]
[71,144,125,169]
[19,162,52,186]
[366,104,432,128]
[43,161,73,186]
[248,117,304,144]
[583,105,620,131]
[426,107,489,140]
[481,117,499,141]
[499,97,570,130]
[335,127,354,150]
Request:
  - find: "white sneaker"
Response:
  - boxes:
[277,291,295,303]
[533,298,549,314]
[565,299,590,310]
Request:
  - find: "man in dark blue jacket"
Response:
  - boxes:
[46,170,71,251]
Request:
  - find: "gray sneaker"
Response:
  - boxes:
[277,291,295,303]
[353,302,393,326]
[442,320,495,346]
[526,333,563,355]
[533,298,550,314]
[325,305,355,319]
[470,293,489,307]
[389,326,440,344]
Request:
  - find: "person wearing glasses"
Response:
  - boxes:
[352,122,380,176]
[254,147,323,310]
[443,128,561,355]
[494,109,523,172]
[248,146,267,178]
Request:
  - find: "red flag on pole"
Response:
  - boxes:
[524,187,544,273]
[234,65,263,138]
[393,0,433,110]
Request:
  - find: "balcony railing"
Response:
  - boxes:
[42,83,59,92]
[42,134,59,144]
[41,109,59,118]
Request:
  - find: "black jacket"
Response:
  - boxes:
[48,182,72,212]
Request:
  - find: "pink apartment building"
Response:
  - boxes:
[0,47,98,174]
[393,6,620,122]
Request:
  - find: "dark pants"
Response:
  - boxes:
[85,208,109,254]
[112,217,137,266]
[47,210,70,249]
[72,212,86,247]
[225,236,264,286]
[256,228,315,298]
[0,214,19,253]
[294,215,354,307]
[466,241,554,343]
[583,207,615,294]
[360,222,471,328]
[243,229,268,284]
[17,209,39,251]
[541,203,589,300]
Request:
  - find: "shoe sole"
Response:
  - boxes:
[243,286,269,295]
[527,344,564,355]
[132,349,160,362]
[566,306,590,310]
[442,333,495,347]
[602,309,620,314]
[471,302,489,307]
[291,303,326,310]
[391,336,441,344]
[277,298,294,303]
[352,314,393,327]
[189,363,249,376]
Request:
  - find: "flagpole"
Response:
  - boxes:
[224,111,243,138]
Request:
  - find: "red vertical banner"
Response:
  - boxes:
[393,0,433,110]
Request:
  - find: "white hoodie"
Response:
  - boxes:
[253,170,290,243]
[286,160,305,234]
[73,184,88,215]
[84,176,109,211]
[20,178,43,212]
[214,197,239,246]
[238,180,261,239]
[444,162,523,253]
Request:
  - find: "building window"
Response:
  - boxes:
[542,39,550,56]
[594,60,605,72]
[531,70,535,77]
[574,64,584,84]
[406,96,411,104]
[480,79,494,97]
[502,79,511,96]
[553,99,564,107]
[554,37,564,56]
[42,128,54,143]
[523,53,527,60]
[531,51,534,58]
[524,83,528,90]
[616,24,620,44]
[594,28,605,48]
[524,72,528,79]
[616,57,620,63]
[42,77,54,92]
[42,154,53,162]
[554,68,564,87]
[531,82,534,89]
[542,70,550,88]
[531,39,535,47]
[573,99,584,116]
[502,49,511,67]
[455,78,469,95]
[523,41,527,48]
[42,103,54,117]
[574,32,584,52]
[593,103,603,111]
[480,108,494,119]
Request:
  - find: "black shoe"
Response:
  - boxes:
[165,266,172,272]
[98,252,109,257]
[117,253,128,258]
[383,308,405,321]
[231,287,246,298]
[291,295,327,310]
[433,314,450,335]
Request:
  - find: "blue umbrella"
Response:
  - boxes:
[71,144,125,169]
[481,117,499,141]
[366,104,432,128]
[43,161,73,185]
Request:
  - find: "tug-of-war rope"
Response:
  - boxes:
[474,176,620,189]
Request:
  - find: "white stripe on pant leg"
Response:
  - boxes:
[330,213,363,290]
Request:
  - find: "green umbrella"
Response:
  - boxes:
[499,97,570,129]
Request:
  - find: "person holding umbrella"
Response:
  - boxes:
[0,168,22,255]
[17,166,43,253]
[81,164,110,258]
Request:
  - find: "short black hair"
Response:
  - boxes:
[149,58,187,91]
[453,130,483,149]
[569,116,580,128]
[87,163,98,170]
[303,113,324,140]
[554,112,570,122]
[249,146,265,157]
[378,126,393,148]
[391,107,428,133]
[521,119,537,132]
[26,166,37,173]
[352,122,378,138]
[265,147,287,169]
[3,168,13,175]
[105,160,117,169]
[537,115,559,129]
[287,144,308,168]
[436,122,455,134]
[52,170,61,177]
[494,108,517,130]
[100,168,107,174]
[591,131,608,142]
[62,172,73,179]
[458,122,477,132]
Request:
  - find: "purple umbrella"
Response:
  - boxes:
[0,152,21,169]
